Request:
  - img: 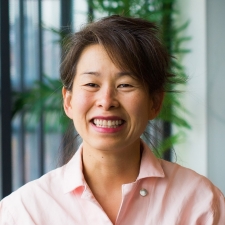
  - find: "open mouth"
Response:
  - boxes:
[92,119,125,128]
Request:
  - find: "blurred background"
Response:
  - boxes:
[0,0,225,199]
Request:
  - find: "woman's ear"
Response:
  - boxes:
[62,87,73,119]
[148,91,164,120]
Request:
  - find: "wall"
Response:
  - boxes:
[176,0,225,194]
[207,0,225,193]
[175,0,207,176]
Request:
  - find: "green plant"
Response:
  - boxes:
[12,76,69,133]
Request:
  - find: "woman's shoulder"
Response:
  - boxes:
[1,166,65,206]
[159,158,221,192]
[153,159,225,224]
[160,159,224,206]
[0,166,66,223]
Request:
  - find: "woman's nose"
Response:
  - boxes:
[95,86,119,110]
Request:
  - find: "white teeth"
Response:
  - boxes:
[93,119,123,128]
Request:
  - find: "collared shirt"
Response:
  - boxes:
[0,142,225,225]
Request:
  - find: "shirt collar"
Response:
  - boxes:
[63,141,165,193]
[63,144,86,194]
[136,141,165,180]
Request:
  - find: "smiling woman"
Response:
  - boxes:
[0,15,225,225]
[62,44,159,159]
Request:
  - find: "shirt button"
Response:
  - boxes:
[140,188,148,197]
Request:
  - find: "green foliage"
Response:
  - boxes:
[156,132,186,158]
[12,76,70,132]
[91,0,164,21]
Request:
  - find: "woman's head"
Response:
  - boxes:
[61,15,174,96]
[62,43,162,154]
[59,15,175,164]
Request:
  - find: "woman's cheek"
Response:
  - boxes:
[72,91,93,113]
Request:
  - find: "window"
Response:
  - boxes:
[0,0,93,199]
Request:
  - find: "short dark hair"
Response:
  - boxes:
[60,15,174,95]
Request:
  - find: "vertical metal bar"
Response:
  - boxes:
[87,0,94,22]
[161,0,173,161]
[60,0,72,33]
[60,0,73,160]
[38,0,44,175]
[19,0,26,185]
[0,0,12,197]
[162,122,171,161]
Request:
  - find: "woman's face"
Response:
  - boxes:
[63,44,162,152]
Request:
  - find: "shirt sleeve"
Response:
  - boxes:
[212,189,225,225]
[192,178,225,225]
[0,200,15,225]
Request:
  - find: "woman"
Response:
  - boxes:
[0,15,224,225]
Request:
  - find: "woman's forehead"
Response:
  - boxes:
[77,44,139,78]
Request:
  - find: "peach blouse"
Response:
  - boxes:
[0,142,224,224]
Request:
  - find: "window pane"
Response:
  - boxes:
[73,0,88,31]
[42,0,60,79]
[42,0,62,173]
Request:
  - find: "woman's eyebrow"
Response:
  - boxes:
[80,71,100,76]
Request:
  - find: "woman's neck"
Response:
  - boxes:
[82,139,142,188]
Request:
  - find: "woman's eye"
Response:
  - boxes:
[85,83,98,87]
[118,84,132,88]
